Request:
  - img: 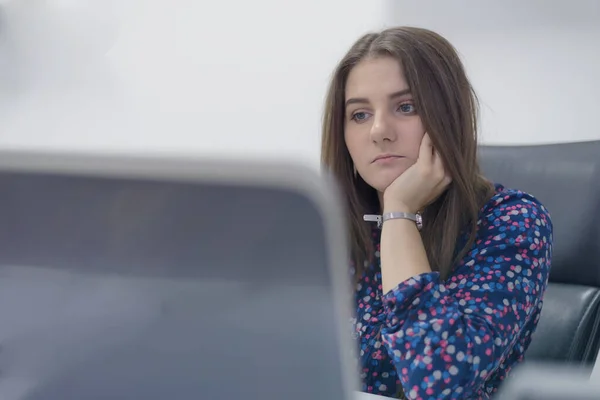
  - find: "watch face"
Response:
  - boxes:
[416,213,423,230]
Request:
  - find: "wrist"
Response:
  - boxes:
[382,198,415,214]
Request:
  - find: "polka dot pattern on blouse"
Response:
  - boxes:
[351,184,553,399]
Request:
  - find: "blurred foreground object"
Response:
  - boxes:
[0,151,357,400]
[495,363,599,400]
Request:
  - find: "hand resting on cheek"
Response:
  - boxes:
[382,133,452,214]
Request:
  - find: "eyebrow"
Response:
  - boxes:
[345,88,411,108]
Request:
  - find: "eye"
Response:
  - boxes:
[351,111,371,123]
[397,102,416,114]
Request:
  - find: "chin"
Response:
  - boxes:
[360,167,409,193]
[363,168,406,193]
[362,174,401,193]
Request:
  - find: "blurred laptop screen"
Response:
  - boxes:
[0,169,349,400]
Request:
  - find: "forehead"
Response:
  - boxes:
[345,56,408,98]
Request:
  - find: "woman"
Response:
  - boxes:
[321,27,553,399]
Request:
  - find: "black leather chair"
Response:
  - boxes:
[479,140,600,366]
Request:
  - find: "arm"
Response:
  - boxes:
[379,214,430,294]
[380,192,552,399]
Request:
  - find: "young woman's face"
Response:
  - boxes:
[344,56,425,193]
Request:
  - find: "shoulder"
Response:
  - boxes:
[456,183,554,275]
[451,183,553,292]
[478,183,553,235]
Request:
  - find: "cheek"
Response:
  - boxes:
[401,123,426,160]
[409,136,424,158]
[344,130,364,163]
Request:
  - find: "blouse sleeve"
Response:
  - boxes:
[381,191,553,399]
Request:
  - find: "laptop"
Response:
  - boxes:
[0,151,360,400]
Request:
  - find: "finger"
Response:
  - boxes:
[418,132,434,165]
[430,175,452,201]
[432,148,447,179]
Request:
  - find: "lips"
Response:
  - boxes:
[372,154,403,163]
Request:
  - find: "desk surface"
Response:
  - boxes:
[354,392,388,400]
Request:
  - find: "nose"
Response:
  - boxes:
[369,113,396,143]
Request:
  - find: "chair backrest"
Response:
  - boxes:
[479,140,600,365]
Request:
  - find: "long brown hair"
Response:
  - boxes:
[321,26,494,280]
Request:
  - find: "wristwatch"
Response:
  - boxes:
[363,212,423,231]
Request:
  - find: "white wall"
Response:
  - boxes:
[384,0,600,145]
[0,0,386,167]
[3,1,598,156]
